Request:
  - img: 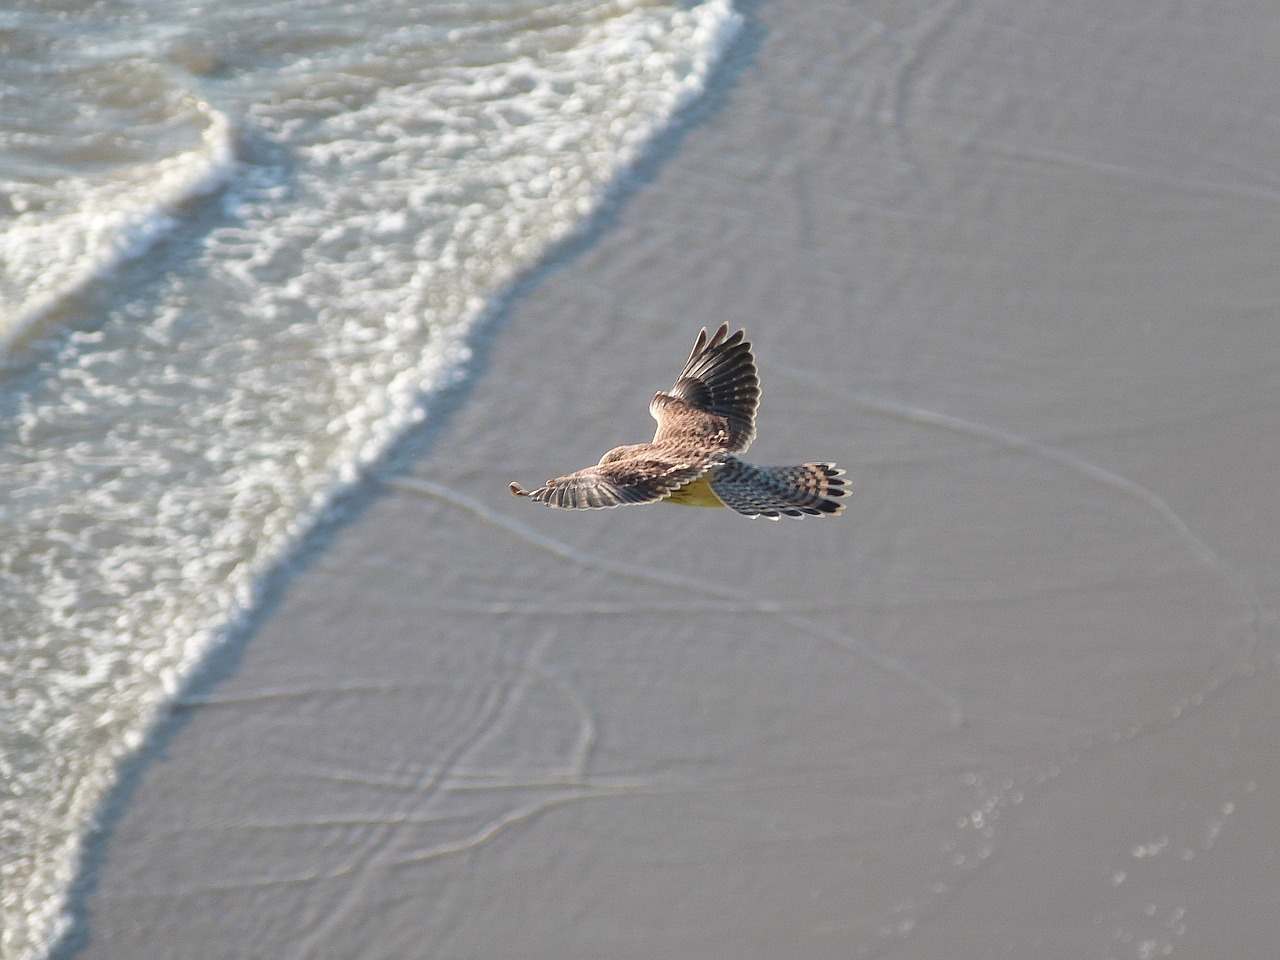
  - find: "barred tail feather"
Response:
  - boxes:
[708,460,848,520]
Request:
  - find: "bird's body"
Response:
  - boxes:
[510,324,847,520]
[663,473,724,508]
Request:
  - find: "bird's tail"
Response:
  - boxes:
[708,460,848,519]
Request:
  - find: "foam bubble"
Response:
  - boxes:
[0,101,236,354]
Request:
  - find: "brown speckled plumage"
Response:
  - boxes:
[509,324,847,520]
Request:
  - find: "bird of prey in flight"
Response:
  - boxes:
[510,324,847,519]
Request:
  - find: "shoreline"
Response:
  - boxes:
[64,0,1280,957]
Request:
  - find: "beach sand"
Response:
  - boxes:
[67,0,1280,957]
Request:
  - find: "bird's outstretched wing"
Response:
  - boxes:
[510,457,708,510]
[650,323,759,453]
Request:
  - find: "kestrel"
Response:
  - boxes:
[509,324,848,519]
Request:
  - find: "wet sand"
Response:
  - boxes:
[68,0,1280,957]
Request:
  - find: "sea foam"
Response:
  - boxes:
[0,4,740,959]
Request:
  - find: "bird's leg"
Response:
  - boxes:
[509,482,530,497]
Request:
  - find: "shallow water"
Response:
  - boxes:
[8,0,1280,956]
[0,3,739,956]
